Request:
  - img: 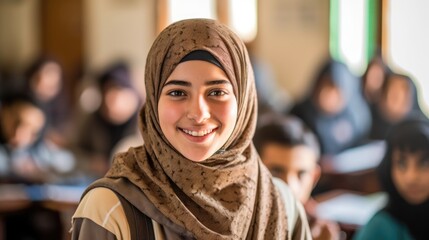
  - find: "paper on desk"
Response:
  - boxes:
[329,140,386,173]
[316,192,388,226]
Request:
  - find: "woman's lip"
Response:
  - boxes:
[179,127,217,137]
[179,127,218,142]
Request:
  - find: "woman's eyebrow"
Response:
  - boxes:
[205,80,231,86]
[164,80,191,87]
[164,79,231,87]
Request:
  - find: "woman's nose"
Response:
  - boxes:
[187,96,210,123]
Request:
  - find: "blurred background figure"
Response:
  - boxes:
[354,118,429,240]
[245,42,292,117]
[74,61,142,177]
[369,72,427,140]
[361,52,392,106]
[0,94,76,183]
[24,56,72,147]
[0,94,77,240]
[290,58,372,156]
[254,113,343,240]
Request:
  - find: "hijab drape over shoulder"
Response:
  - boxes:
[106,19,288,239]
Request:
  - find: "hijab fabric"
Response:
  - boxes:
[106,19,288,239]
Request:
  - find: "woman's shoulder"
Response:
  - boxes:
[72,187,130,240]
[353,210,414,240]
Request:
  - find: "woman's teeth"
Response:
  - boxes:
[182,128,213,137]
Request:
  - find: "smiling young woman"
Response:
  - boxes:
[71,18,311,240]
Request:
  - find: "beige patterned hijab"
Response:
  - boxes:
[106,18,288,239]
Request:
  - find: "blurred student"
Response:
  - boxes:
[290,58,371,155]
[0,94,76,183]
[354,118,429,240]
[254,114,342,240]
[24,56,71,146]
[244,41,291,118]
[0,94,76,240]
[75,62,141,176]
[361,52,392,105]
[369,73,427,140]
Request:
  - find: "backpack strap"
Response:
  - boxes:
[114,191,155,240]
[80,178,156,240]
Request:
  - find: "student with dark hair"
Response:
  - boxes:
[290,58,371,155]
[24,56,71,146]
[0,94,76,240]
[369,72,427,140]
[354,118,429,240]
[0,94,75,183]
[75,61,142,176]
[361,52,392,105]
[255,114,342,240]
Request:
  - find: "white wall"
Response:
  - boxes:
[257,0,330,102]
[0,0,40,71]
[386,0,429,116]
[83,0,156,94]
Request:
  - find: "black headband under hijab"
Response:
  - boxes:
[179,50,224,71]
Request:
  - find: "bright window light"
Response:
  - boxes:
[338,0,367,74]
[387,0,429,116]
[168,0,216,23]
[229,0,257,42]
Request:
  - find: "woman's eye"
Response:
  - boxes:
[167,90,186,97]
[209,90,227,96]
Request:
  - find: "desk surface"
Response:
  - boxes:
[315,190,387,227]
[321,140,386,174]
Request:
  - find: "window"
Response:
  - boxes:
[158,0,258,43]
[330,0,377,75]
[386,0,429,116]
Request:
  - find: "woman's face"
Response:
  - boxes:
[383,76,412,121]
[31,62,62,101]
[316,76,345,115]
[0,103,45,149]
[260,144,319,203]
[365,62,385,99]
[158,60,238,162]
[102,85,140,124]
[392,149,429,204]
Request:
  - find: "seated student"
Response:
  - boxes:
[75,62,142,176]
[369,72,427,140]
[361,52,392,106]
[254,114,342,240]
[24,56,72,147]
[0,94,76,183]
[290,58,371,156]
[0,94,76,240]
[354,118,429,240]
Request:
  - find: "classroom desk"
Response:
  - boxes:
[314,189,387,240]
[318,140,386,194]
[0,184,86,240]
